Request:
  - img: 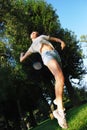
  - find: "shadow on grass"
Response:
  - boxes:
[31,119,59,130]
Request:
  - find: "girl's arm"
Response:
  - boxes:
[49,37,66,50]
[20,51,32,62]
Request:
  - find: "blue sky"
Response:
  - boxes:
[46,0,87,39]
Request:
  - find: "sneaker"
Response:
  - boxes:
[53,99,66,111]
[53,109,68,129]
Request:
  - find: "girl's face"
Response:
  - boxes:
[30,31,39,39]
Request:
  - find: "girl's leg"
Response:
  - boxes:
[46,58,68,129]
[46,58,64,111]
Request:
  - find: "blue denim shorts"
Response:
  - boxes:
[41,50,61,65]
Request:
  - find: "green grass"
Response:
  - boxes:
[31,103,87,130]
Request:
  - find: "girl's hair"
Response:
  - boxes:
[35,31,39,37]
[32,31,39,36]
[29,31,40,38]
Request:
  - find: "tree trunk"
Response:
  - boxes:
[65,76,81,106]
[17,100,27,130]
[29,109,37,127]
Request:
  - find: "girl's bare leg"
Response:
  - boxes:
[46,58,64,111]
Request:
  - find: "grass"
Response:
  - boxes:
[31,103,87,130]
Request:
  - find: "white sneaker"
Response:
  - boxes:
[53,109,68,129]
[53,99,66,112]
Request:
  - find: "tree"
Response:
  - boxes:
[57,29,85,105]
[80,35,87,42]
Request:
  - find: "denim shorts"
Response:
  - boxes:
[41,50,61,65]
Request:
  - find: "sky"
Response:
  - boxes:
[46,0,87,84]
[46,0,87,40]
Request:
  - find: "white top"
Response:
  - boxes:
[27,35,54,54]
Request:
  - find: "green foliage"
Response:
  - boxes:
[75,86,87,102]
[0,41,6,64]
[80,35,87,42]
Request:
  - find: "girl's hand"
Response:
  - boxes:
[20,52,24,57]
[20,52,24,62]
[61,41,66,50]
